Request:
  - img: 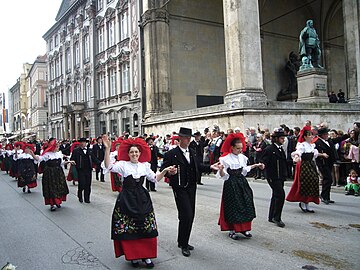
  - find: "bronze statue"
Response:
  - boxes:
[299,20,323,70]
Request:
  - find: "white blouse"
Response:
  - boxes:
[13,153,38,163]
[101,160,156,183]
[292,142,319,161]
[38,151,65,168]
[216,153,252,181]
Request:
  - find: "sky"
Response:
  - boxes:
[0,0,63,95]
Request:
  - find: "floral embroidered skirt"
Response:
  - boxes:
[111,184,158,260]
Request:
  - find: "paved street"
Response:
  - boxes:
[0,170,359,270]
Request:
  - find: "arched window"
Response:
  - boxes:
[85,78,91,102]
[75,83,81,102]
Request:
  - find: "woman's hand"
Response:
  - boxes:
[258,163,265,170]
[165,165,177,175]
[293,155,301,163]
[211,162,224,171]
[102,135,111,148]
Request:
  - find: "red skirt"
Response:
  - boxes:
[286,162,320,204]
[44,195,67,206]
[218,199,252,232]
[113,238,157,260]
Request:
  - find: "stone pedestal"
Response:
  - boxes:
[297,68,328,103]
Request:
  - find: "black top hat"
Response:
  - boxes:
[193,131,201,136]
[318,127,330,136]
[272,128,286,137]
[78,137,88,142]
[145,136,155,143]
[177,127,193,137]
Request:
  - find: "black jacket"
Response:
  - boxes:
[92,144,105,165]
[161,146,211,189]
[261,144,288,180]
[70,147,93,171]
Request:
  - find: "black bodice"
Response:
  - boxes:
[301,152,314,161]
[227,168,243,176]
[122,175,145,189]
[46,159,61,167]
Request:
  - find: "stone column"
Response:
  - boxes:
[69,114,74,139]
[64,114,69,139]
[141,3,172,116]
[343,0,360,103]
[222,0,267,108]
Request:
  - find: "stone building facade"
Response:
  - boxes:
[141,0,360,134]
[27,55,49,140]
[43,0,142,139]
[8,63,32,138]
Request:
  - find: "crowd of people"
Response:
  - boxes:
[0,120,359,268]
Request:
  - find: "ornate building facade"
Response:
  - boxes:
[140,0,360,134]
[43,0,141,139]
[27,55,49,140]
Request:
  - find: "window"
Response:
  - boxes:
[120,12,129,40]
[55,35,59,47]
[97,0,103,11]
[67,87,73,104]
[56,92,60,112]
[99,73,105,99]
[55,57,60,78]
[84,34,90,61]
[49,39,53,51]
[98,27,104,52]
[50,62,55,80]
[121,63,129,93]
[109,68,116,96]
[66,48,71,72]
[85,78,91,101]
[74,42,80,67]
[75,83,81,102]
[108,20,115,47]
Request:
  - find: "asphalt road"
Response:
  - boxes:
[0,171,359,270]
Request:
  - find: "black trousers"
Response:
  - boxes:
[319,165,333,200]
[78,170,92,202]
[267,178,285,222]
[172,185,196,248]
[96,166,104,181]
[145,180,156,191]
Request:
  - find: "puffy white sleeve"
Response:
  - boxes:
[216,157,230,181]
[291,143,304,160]
[313,147,319,159]
[101,160,125,175]
[38,153,49,163]
[144,162,156,183]
[240,155,252,176]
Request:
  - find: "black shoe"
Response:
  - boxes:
[240,231,252,238]
[272,218,285,228]
[79,198,83,203]
[345,192,351,195]
[84,200,90,203]
[321,197,329,205]
[181,247,191,257]
[142,259,154,268]
[150,189,157,192]
[268,219,274,223]
[197,183,204,185]
[22,187,26,193]
[228,232,241,240]
[131,260,139,268]
[27,188,31,193]
[306,209,315,213]
[328,200,335,203]
[299,203,307,213]
[178,244,194,250]
[56,204,61,208]
[100,180,105,182]
[50,205,56,211]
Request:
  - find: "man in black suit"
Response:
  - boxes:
[189,131,205,185]
[71,138,93,203]
[146,136,163,191]
[315,127,349,204]
[161,127,218,257]
[261,128,288,228]
[92,136,105,182]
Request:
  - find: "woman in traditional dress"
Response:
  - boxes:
[66,142,80,185]
[2,143,14,174]
[102,135,176,268]
[31,139,75,211]
[286,127,328,213]
[14,143,38,193]
[10,142,24,179]
[216,133,264,240]
[109,138,123,192]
